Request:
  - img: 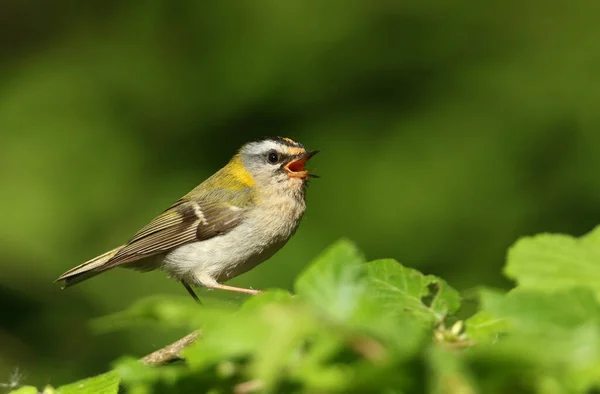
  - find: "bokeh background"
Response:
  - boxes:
[2,0,600,389]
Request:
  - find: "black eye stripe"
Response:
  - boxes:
[251,151,297,164]
[278,153,295,163]
[261,150,295,163]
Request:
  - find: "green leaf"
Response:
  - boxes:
[181,240,429,392]
[113,357,196,393]
[464,310,509,343]
[240,289,294,311]
[115,355,231,394]
[294,238,368,322]
[184,302,317,393]
[8,387,38,394]
[249,307,317,392]
[365,259,461,325]
[289,330,354,391]
[427,347,476,394]
[56,372,120,394]
[91,295,216,333]
[294,241,428,359]
[481,287,600,333]
[505,225,600,295]
[473,287,600,392]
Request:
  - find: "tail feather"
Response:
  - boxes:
[56,246,124,288]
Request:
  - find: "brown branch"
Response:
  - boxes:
[141,331,201,365]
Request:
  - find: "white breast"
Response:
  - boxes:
[161,193,305,286]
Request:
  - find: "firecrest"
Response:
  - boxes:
[56,137,319,301]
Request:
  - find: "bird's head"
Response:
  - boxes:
[236,137,319,197]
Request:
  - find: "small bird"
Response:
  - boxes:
[56,137,318,301]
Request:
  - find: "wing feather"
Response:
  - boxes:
[103,198,246,269]
[57,181,254,286]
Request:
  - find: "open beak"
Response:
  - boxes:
[285,150,320,179]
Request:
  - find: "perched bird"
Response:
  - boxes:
[56,137,318,301]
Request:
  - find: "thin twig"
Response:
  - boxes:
[441,339,478,349]
[141,331,201,365]
[234,379,264,394]
[350,336,387,362]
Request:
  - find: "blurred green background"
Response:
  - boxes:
[2,0,600,389]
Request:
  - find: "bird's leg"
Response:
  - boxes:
[206,283,263,295]
[181,280,203,304]
[194,272,262,296]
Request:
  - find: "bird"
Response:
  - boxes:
[56,136,318,301]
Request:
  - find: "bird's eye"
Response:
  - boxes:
[267,151,279,164]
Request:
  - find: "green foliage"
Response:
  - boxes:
[8,388,38,394]
[12,227,600,393]
[55,373,120,394]
[10,373,121,394]
[91,296,216,333]
[4,0,600,387]
[365,258,460,325]
[505,225,600,293]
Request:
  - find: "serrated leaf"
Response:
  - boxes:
[505,225,600,295]
[296,241,432,360]
[365,259,460,325]
[294,239,368,322]
[56,372,119,394]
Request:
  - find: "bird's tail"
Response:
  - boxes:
[56,246,124,288]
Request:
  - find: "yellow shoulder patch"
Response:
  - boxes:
[228,155,255,187]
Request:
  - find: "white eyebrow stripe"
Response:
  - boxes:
[242,140,307,157]
[242,140,284,155]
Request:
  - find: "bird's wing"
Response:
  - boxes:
[100,187,254,269]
